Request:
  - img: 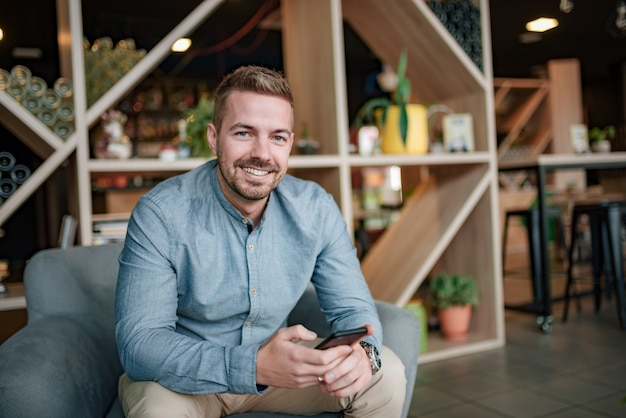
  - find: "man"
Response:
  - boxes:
[115,65,406,417]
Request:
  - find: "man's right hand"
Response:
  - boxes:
[255,325,353,389]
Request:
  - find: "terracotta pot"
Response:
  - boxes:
[438,305,472,341]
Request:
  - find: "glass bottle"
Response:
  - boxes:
[10,164,31,184]
[0,69,10,90]
[7,81,25,103]
[0,152,16,172]
[37,108,57,127]
[56,101,74,122]
[10,65,31,86]
[53,77,73,99]
[27,76,47,97]
[53,121,74,140]
[0,179,17,198]
[42,90,61,109]
[22,94,42,114]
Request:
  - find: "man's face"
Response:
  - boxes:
[207,90,294,207]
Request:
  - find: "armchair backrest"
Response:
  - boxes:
[24,243,124,335]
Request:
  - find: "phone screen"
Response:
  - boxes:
[314,327,368,350]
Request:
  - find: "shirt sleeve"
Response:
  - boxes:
[311,194,383,351]
[115,195,262,395]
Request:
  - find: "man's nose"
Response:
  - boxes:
[250,137,271,160]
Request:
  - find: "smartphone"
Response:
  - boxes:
[315,327,368,350]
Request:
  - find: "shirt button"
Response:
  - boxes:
[251,288,257,295]
[248,245,254,252]
[245,321,253,327]
[242,219,248,225]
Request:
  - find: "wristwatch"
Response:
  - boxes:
[360,341,382,375]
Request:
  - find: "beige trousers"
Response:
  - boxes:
[119,346,406,418]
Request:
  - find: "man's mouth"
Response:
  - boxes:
[242,167,270,177]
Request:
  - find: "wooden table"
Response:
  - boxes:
[500,152,626,332]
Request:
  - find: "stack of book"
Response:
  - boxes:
[92,213,130,245]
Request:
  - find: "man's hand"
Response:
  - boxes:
[256,324,375,398]
[318,324,375,398]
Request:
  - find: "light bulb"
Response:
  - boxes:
[559,0,574,13]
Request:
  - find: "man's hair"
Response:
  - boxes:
[213,65,294,131]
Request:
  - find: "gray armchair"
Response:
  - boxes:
[0,243,420,418]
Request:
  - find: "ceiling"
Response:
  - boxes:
[490,0,626,83]
[1,1,625,97]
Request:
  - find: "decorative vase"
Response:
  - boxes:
[438,305,472,341]
[376,104,429,154]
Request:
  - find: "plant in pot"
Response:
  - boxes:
[429,273,480,341]
[183,95,215,158]
[589,125,615,153]
[352,49,429,155]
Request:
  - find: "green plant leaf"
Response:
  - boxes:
[352,97,392,127]
[399,103,408,146]
[392,49,411,104]
[430,273,480,309]
[184,97,214,158]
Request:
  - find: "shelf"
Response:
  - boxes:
[361,164,493,305]
[0,91,66,159]
[87,158,208,174]
[494,77,551,163]
[342,0,488,102]
[2,0,504,365]
[0,283,26,312]
[347,152,492,167]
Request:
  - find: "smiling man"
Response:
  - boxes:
[115,65,406,417]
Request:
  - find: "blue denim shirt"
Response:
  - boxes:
[115,160,381,395]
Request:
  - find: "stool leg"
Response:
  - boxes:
[563,211,579,322]
[589,213,604,313]
[600,218,613,302]
[557,212,569,265]
[607,206,626,331]
[529,209,543,304]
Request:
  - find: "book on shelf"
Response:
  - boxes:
[92,213,131,244]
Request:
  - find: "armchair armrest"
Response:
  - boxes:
[0,316,122,418]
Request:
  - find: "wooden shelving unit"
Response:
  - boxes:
[494,78,551,161]
[494,59,586,192]
[0,0,504,363]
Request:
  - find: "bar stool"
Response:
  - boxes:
[502,206,567,305]
[562,195,626,330]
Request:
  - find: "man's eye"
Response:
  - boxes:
[273,136,287,143]
[236,131,250,137]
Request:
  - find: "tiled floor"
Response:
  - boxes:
[409,251,626,417]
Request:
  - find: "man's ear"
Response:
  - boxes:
[207,123,218,154]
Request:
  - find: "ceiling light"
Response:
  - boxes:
[171,38,191,53]
[526,17,559,33]
[0,28,3,41]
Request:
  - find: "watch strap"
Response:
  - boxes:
[360,341,382,375]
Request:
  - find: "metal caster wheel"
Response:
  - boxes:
[537,315,554,333]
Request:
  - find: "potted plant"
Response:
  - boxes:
[589,125,616,153]
[183,95,215,158]
[352,49,429,154]
[429,273,480,341]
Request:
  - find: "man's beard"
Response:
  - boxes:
[218,157,284,201]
